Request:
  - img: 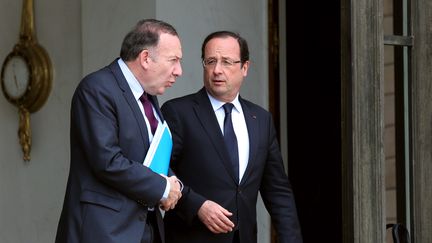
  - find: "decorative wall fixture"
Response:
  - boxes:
[1,0,52,161]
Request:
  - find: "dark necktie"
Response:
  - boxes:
[223,103,239,181]
[139,93,158,134]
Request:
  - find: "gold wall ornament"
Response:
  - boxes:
[1,0,53,161]
[18,106,31,161]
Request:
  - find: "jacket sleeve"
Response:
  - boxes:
[259,114,303,243]
[161,101,207,224]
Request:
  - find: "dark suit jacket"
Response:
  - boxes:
[55,59,167,243]
[161,88,302,243]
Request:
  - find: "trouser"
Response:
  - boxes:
[141,210,161,243]
[233,230,240,243]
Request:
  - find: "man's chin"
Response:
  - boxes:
[155,87,167,95]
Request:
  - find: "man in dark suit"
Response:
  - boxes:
[55,19,183,243]
[162,31,302,243]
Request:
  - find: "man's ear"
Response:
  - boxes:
[241,60,250,77]
[139,49,150,69]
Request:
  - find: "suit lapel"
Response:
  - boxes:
[239,98,259,185]
[108,60,150,150]
[193,88,239,183]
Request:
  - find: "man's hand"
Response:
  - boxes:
[197,200,235,233]
[160,176,182,211]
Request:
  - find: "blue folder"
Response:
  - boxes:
[143,121,172,176]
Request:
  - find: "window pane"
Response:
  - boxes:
[384,0,394,35]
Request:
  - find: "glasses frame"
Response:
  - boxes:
[202,58,242,68]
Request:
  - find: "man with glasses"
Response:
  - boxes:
[161,31,302,243]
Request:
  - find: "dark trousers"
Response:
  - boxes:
[141,211,161,243]
[233,230,240,243]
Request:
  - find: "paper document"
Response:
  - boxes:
[143,121,172,176]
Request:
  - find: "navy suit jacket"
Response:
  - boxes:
[161,88,302,243]
[55,60,167,243]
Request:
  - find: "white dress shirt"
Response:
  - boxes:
[207,92,250,183]
[118,59,161,142]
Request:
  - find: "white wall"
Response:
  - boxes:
[82,0,155,76]
[0,0,81,242]
[0,0,270,242]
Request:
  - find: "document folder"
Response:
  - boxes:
[143,121,172,176]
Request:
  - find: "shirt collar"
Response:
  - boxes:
[206,91,242,113]
[118,58,144,100]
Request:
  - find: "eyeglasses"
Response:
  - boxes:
[202,58,241,68]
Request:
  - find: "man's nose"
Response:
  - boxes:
[212,61,223,74]
[173,63,182,77]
